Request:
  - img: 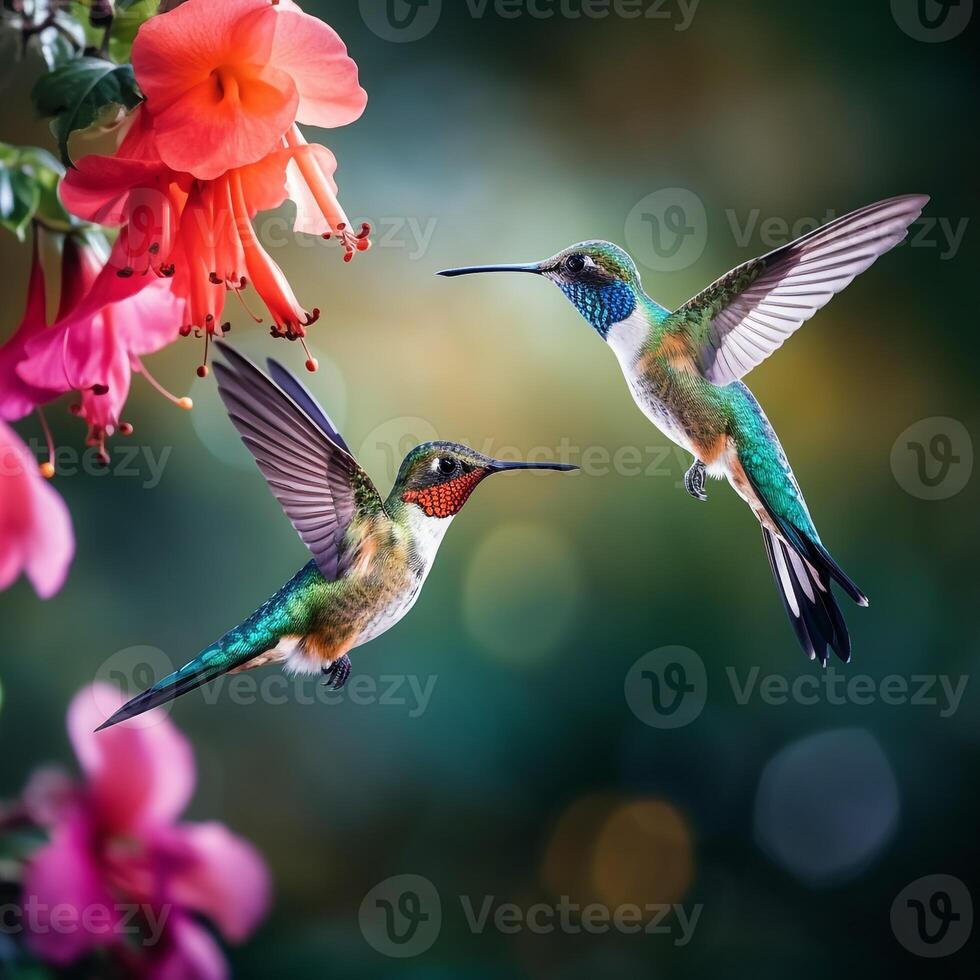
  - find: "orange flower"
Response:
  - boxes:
[60,0,371,375]
[131,0,367,180]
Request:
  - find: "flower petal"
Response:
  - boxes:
[24,468,75,598]
[0,235,62,421]
[151,66,299,180]
[283,144,340,237]
[150,914,228,980]
[22,812,121,965]
[132,0,277,113]
[167,822,271,942]
[0,421,74,599]
[271,9,367,128]
[133,0,297,178]
[67,683,196,833]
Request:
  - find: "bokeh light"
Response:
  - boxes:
[754,728,900,886]
[463,522,584,666]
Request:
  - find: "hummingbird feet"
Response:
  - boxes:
[322,655,352,691]
[684,460,708,502]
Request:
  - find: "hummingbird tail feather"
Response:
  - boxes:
[94,644,257,732]
[761,527,852,666]
[740,461,867,664]
[95,562,319,732]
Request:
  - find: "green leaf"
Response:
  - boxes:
[109,1,161,64]
[0,167,41,241]
[0,142,80,239]
[31,57,143,167]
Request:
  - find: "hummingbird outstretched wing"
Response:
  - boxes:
[672,194,928,386]
[213,346,385,580]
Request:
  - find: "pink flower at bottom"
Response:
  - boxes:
[21,684,271,978]
[0,420,73,598]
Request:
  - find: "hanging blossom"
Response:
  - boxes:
[61,0,371,377]
[0,419,74,598]
[0,227,188,468]
[9,683,271,978]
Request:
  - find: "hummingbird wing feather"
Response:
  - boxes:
[266,358,351,454]
[214,346,384,580]
[673,194,929,385]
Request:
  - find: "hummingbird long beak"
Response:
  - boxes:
[437,262,545,277]
[489,459,578,473]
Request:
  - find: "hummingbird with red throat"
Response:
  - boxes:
[98,346,576,730]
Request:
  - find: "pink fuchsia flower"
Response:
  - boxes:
[0,419,73,598]
[0,232,65,423]
[22,683,270,978]
[131,0,367,180]
[16,234,188,464]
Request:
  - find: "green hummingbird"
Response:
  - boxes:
[440,195,929,664]
[97,346,575,731]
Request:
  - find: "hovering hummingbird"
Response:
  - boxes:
[440,195,929,664]
[97,347,575,730]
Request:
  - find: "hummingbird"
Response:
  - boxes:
[97,346,575,730]
[439,195,929,664]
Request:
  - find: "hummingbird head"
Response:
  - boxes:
[392,442,576,519]
[438,241,640,339]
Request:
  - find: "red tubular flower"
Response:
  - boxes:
[60,0,371,375]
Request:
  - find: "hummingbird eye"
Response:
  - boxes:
[564,254,587,274]
[435,456,458,476]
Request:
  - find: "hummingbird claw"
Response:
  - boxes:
[684,460,708,502]
[322,654,352,691]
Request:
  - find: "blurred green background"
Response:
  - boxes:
[1,0,978,976]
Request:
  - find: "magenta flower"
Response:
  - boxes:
[21,683,270,978]
[15,235,188,464]
[0,234,65,423]
[0,420,73,598]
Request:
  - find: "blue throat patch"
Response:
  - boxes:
[558,279,636,338]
